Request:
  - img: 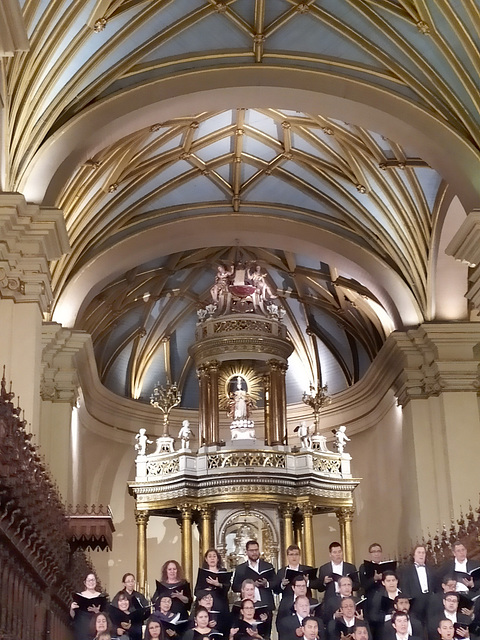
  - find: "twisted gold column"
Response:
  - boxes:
[135,510,149,594]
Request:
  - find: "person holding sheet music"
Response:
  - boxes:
[195,549,232,616]
[316,542,359,602]
[112,573,149,640]
[153,561,192,620]
[183,606,222,640]
[369,570,401,636]
[108,593,132,639]
[276,575,319,627]
[229,599,267,640]
[191,591,230,640]
[232,541,275,612]
[321,576,357,625]
[326,597,362,640]
[427,592,474,640]
[70,572,107,640]
[277,594,324,640]
[272,544,316,596]
[441,542,480,595]
[359,543,395,632]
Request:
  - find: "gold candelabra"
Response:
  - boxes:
[150,381,182,436]
[302,382,331,435]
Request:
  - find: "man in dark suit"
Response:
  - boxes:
[437,619,455,640]
[388,611,422,640]
[326,597,359,640]
[272,544,315,596]
[321,576,355,624]
[317,542,358,602]
[276,575,319,627]
[427,592,473,640]
[400,544,436,623]
[440,542,480,594]
[232,539,275,611]
[277,595,324,640]
[382,598,423,640]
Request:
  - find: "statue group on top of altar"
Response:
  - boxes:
[199,261,280,317]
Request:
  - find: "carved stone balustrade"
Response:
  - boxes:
[130,448,357,511]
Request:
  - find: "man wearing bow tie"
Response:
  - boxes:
[399,545,435,623]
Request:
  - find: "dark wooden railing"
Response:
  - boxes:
[0,372,97,640]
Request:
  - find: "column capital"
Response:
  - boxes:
[301,502,314,517]
[205,360,220,372]
[134,510,150,526]
[41,323,90,404]
[267,359,288,373]
[280,503,295,518]
[446,209,480,309]
[336,506,355,523]
[0,194,69,313]
[387,324,480,405]
[180,503,193,517]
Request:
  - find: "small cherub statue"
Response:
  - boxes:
[295,421,312,449]
[135,428,153,456]
[332,425,350,454]
[178,420,193,450]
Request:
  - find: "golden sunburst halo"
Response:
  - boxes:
[218,363,263,412]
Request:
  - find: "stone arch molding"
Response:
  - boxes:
[52,213,423,330]
[21,66,480,210]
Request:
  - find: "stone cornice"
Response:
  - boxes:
[73,322,480,442]
[41,323,90,404]
[0,194,69,312]
[446,210,480,310]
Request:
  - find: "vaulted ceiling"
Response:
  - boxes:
[8,0,480,406]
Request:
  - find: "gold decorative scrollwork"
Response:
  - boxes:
[146,458,180,477]
[312,456,341,474]
[207,452,286,469]
[213,319,272,333]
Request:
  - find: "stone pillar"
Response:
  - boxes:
[0,194,69,435]
[206,361,220,445]
[135,510,149,594]
[39,324,89,501]
[302,503,315,567]
[267,359,288,445]
[197,366,209,446]
[181,504,193,585]
[388,324,480,543]
[281,504,294,557]
[200,506,213,556]
[336,507,355,564]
